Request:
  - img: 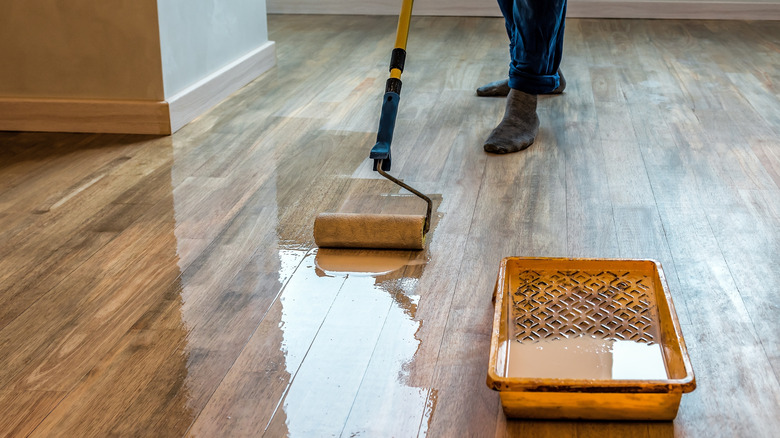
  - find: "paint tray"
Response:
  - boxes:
[487,257,695,420]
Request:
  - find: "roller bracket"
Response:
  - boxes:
[375,159,433,235]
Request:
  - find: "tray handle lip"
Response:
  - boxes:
[487,256,697,394]
[488,375,696,393]
[487,257,510,390]
[650,259,697,393]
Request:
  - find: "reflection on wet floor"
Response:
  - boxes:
[315,248,427,277]
[268,248,436,437]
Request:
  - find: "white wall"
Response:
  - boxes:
[157,0,270,99]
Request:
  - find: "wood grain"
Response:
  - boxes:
[0,14,778,438]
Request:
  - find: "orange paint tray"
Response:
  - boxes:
[487,257,695,420]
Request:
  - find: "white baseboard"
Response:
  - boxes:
[0,98,171,135]
[268,0,780,20]
[167,41,277,133]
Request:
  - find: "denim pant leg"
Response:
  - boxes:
[496,0,567,94]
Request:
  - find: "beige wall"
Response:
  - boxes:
[0,0,164,100]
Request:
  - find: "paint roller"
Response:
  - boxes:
[313,0,432,250]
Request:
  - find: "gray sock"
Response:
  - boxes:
[476,79,511,97]
[476,70,566,97]
[483,89,539,154]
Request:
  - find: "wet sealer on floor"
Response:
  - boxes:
[487,257,695,420]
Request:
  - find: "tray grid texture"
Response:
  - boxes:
[512,269,658,344]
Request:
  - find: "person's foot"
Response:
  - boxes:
[552,70,566,94]
[476,70,566,96]
[476,78,511,97]
[483,88,539,154]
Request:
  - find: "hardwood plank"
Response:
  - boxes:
[0,390,64,438]
[0,134,157,216]
[0,136,171,287]
[0,132,95,196]
[0,197,181,392]
[0,163,176,331]
[29,307,192,437]
[558,70,618,258]
[705,188,780,376]
[0,230,116,330]
[751,139,780,190]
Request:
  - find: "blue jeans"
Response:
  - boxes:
[497,0,567,94]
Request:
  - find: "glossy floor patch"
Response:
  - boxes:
[267,249,434,436]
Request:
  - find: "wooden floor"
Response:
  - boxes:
[1,15,779,438]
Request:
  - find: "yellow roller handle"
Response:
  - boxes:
[395,0,414,51]
[390,0,414,80]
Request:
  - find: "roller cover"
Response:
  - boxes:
[314,213,425,250]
